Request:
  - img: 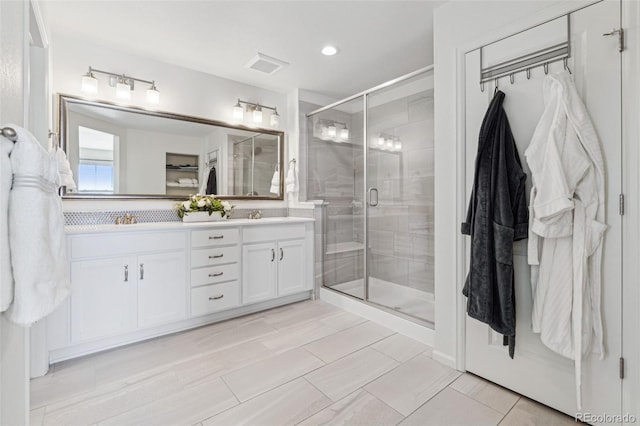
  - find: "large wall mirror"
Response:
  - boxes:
[58,94,284,200]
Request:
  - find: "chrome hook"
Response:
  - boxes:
[563,57,572,74]
[543,62,549,75]
[480,81,485,92]
[509,73,515,85]
[526,68,531,80]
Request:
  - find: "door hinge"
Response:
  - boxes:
[619,194,625,215]
[620,357,625,379]
[603,28,624,52]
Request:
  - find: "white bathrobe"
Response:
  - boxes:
[0,134,14,311]
[6,125,70,326]
[525,72,607,409]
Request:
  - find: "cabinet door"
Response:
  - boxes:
[70,257,137,343]
[242,242,277,304]
[138,251,187,328]
[277,239,308,296]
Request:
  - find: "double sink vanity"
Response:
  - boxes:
[45,217,315,364]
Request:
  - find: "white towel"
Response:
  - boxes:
[55,149,76,191]
[177,178,192,184]
[285,161,298,194]
[270,165,280,195]
[6,125,70,326]
[0,134,14,311]
[199,168,210,194]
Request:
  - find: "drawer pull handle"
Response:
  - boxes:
[124,265,128,282]
[280,248,284,261]
[209,272,224,277]
[209,295,224,300]
[209,254,224,259]
[140,263,144,280]
[209,235,224,240]
[271,248,275,262]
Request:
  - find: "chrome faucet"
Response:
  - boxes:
[248,210,262,219]
[115,213,137,224]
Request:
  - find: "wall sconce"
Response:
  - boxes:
[80,66,160,105]
[232,99,280,128]
[316,119,348,142]
[377,133,402,151]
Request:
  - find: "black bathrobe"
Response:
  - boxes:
[461,90,528,358]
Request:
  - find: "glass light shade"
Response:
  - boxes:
[340,128,349,140]
[146,87,160,105]
[394,141,402,150]
[81,75,98,94]
[322,45,338,56]
[327,125,337,137]
[116,82,131,100]
[253,107,263,123]
[270,112,280,128]
[386,140,393,149]
[233,104,244,120]
[378,136,385,146]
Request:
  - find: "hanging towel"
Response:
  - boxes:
[206,166,217,195]
[285,161,298,194]
[5,125,70,326]
[460,91,529,359]
[199,168,210,194]
[0,133,14,312]
[524,71,606,409]
[55,148,76,191]
[270,165,280,195]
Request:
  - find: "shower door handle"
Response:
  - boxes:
[367,188,379,207]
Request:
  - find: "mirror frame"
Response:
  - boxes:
[57,94,285,200]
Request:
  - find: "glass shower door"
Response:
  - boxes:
[307,97,365,299]
[366,71,434,324]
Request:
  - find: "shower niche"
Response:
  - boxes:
[305,69,434,326]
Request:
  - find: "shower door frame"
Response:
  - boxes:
[308,65,435,320]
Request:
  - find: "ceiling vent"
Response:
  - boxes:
[245,53,289,75]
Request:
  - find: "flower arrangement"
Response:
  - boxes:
[175,194,233,219]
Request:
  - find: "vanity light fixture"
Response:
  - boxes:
[232,99,280,128]
[80,67,160,105]
[327,124,337,138]
[340,127,349,140]
[378,136,386,146]
[322,45,338,56]
[394,140,402,150]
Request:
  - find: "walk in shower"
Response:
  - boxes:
[304,68,434,326]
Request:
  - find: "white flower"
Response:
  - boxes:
[205,198,212,205]
[221,201,232,211]
[191,195,197,201]
[182,201,191,210]
[197,199,206,208]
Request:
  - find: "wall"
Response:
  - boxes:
[432,0,609,368]
[50,32,290,211]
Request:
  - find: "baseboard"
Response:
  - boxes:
[319,287,434,346]
[432,349,457,369]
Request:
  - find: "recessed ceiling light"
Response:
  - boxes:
[322,45,338,56]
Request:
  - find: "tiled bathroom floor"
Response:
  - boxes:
[31,300,576,426]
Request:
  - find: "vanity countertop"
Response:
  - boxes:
[65,216,314,234]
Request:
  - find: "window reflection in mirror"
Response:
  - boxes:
[76,126,117,194]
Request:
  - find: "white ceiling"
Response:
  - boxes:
[40,1,443,99]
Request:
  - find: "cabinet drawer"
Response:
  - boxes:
[191,281,241,317]
[191,263,239,287]
[191,228,239,248]
[191,246,239,268]
[242,225,306,244]
[70,232,185,259]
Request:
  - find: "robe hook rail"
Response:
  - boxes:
[1,127,17,142]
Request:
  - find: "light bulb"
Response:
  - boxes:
[81,73,98,94]
[146,84,160,105]
[270,110,280,128]
[394,140,402,150]
[378,136,385,146]
[340,128,349,140]
[327,125,337,137]
[253,106,263,123]
[233,102,244,120]
[386,140,393,149]
[116,81,131,100]
[322,45,338,56]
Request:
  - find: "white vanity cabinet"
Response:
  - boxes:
[66,231,187,344]
[242,224,311,304]
[46,218,314,365]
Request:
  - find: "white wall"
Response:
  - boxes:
[432,0,601,368]
[50,32,290,210]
